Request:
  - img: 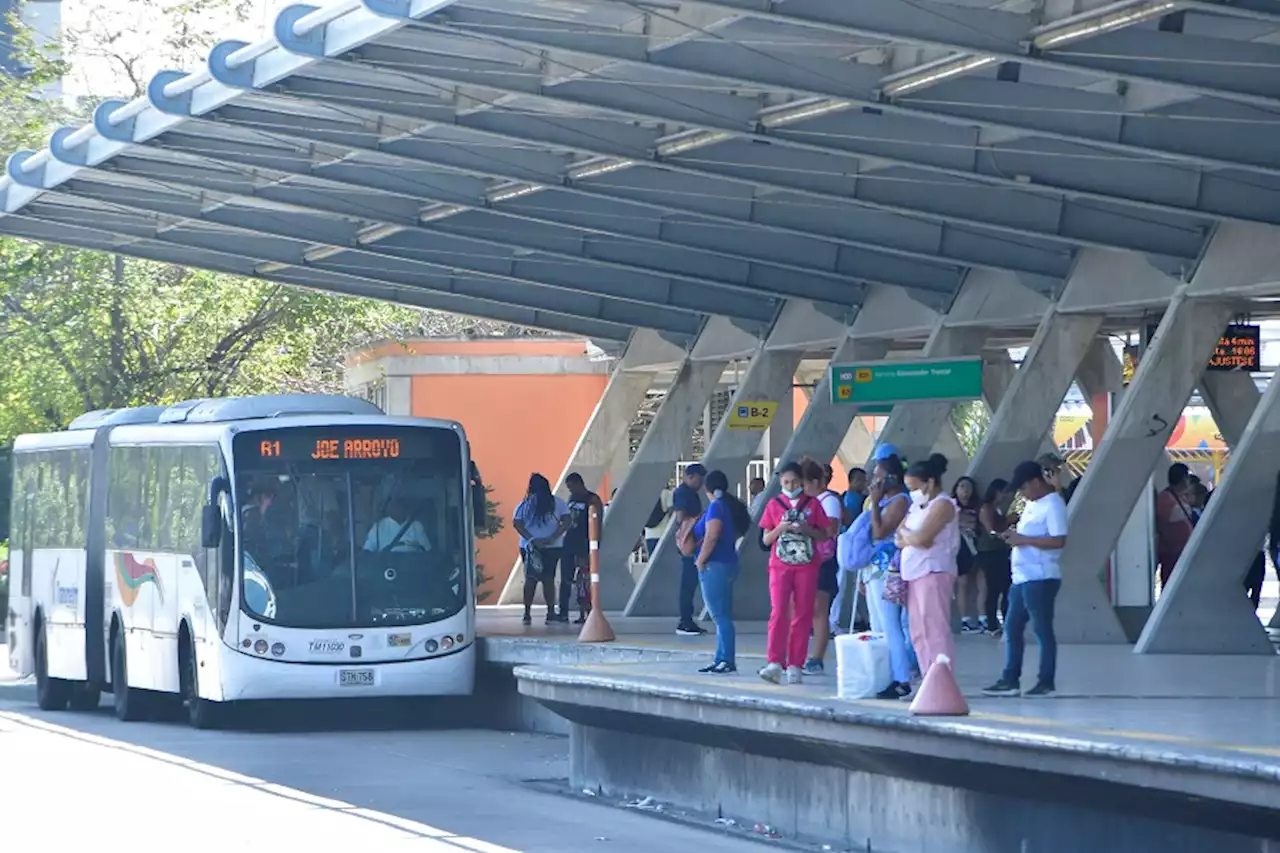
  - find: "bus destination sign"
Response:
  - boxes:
[1207,323,1260,372]
[258,437,402,459]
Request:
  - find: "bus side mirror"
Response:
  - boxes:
[469,462,486,529]
[202,475,229,549]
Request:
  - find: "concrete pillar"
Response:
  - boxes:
[626,344,805,616]
[385,376,412,416]
[1135,373,1276,655]
[1198,371,1260,448]
[595,318,758,609]
[868,325,987,466]
[966,313,1104,487]
[496,329,679,605]
[1056,293,1237,644]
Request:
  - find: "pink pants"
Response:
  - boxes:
[767,566,819,668]
[907,572,956,676]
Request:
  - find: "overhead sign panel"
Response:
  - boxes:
[830,358,983,405]
[725,401,778,431]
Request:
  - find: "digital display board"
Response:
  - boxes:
[235,426,458,467]
[258,438,401,460]
[1207,323,1261,372]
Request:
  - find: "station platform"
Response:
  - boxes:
[479,608,1280,852]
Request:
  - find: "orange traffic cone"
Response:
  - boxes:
[908,654,969,716]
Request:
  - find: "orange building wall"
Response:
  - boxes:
[409,373,608,599]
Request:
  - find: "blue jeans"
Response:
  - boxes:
[679,554,699,624]
[1002,579,1061,688]
[700,560,739,665]
[867,575,918,683]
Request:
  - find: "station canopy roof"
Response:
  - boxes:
[3,0,1280,344]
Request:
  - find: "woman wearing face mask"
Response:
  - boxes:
[758,460,832,685]
[895,454,960,677]
[863,454,916,699]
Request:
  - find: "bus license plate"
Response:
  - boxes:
[339,669,375,688]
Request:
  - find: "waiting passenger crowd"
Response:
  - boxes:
[509,450,1275,702]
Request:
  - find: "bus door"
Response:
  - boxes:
[7,454,34,677]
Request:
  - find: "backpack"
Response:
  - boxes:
[645,498,667,530]
[771,496,815,566]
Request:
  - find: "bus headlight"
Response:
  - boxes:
[271,642,285,657]
[441,635,455,651]
[425,639,439,653]
[253,639,268,655]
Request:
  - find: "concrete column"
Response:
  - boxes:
[966,313,1104,487]
[384,376,412,416]
[1135,373,1276,655]
[496,329,679,605]
[1056,293,1238,644]
[733,335,891,618]
[626,345,805,616]
[868,325,987,466]
[595,318,758,610]
[1198,371,1260,448]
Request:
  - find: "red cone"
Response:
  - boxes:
[909,654,969,716]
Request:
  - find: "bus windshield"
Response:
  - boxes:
[232,425,468,629]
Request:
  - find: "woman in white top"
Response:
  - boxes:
[513,473,572,626]
[895,454,960,677]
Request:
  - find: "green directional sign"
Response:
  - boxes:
[830,357,983,405]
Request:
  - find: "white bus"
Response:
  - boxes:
[6,395,483,728]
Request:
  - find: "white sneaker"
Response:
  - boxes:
[758,663,783,684]
[785,666,803,685]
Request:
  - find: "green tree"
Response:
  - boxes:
[950,401,990,458]
[473,497,504,604]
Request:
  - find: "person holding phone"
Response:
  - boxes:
[983,461,1068,698]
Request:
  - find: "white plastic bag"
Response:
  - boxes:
[835,632,891,699]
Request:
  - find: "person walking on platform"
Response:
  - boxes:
[513,473,572,626]
[983,461,1068,698]
[759,460,832,685]
[563,473,603,625]
[896,454,960,678]
[678,470,751,674]
[673,463,708,636]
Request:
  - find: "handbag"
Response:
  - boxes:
[522,544,545,577]
[882,551,908,605]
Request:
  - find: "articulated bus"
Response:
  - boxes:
[6,395,484,728]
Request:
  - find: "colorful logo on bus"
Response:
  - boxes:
[114,552,164,607]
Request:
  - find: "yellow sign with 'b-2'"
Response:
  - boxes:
[725,401,778,431]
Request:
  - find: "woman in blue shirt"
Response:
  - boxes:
[680,469,751,673]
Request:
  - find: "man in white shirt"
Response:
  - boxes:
[363,498,431,553]
[982,460,1067,699]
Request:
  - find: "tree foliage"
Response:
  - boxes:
[950,401,991,459]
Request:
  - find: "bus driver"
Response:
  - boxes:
[363,497,432,553]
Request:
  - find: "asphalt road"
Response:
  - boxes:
[0,677,769,852]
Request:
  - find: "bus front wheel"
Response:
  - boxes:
[111,631,149,722]
[180,636,224,730]
[34,625,71,711]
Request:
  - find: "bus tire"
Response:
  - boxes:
[34,624,71,711]
[180,634,223,730]
[111,631,148,722]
